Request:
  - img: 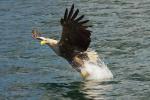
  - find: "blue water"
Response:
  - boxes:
[0,0,150,100]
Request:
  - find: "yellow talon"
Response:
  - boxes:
[80,70,89,79]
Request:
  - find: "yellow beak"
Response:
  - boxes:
[40,40,47,45]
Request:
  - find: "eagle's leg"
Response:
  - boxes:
[72,55,84,68]
[71,55,90,78]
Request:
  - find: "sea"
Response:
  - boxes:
[0,0,150,100]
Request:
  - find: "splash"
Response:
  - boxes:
[80,50,113,80]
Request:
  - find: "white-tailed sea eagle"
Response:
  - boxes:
[32,4,113,80]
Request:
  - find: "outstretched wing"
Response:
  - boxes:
[59,4,92,56]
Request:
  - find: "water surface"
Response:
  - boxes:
[0,0,150,100]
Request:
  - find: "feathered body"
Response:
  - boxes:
[32,4,113,80]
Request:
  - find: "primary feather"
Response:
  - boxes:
[59,4,91,59]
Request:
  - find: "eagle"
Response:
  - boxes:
[32,4,113,80]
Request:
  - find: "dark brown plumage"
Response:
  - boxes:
[59,4,92,60]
